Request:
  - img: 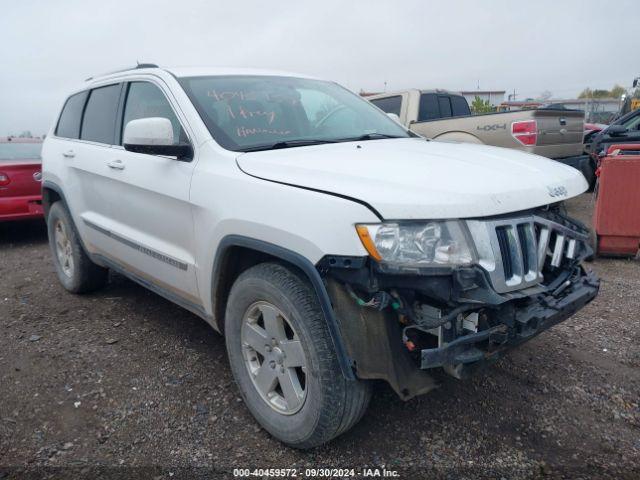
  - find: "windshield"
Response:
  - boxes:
[178,75,411,151]
[0,142,42,161]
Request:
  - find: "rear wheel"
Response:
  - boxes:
[47,202,108,293]
[225,262,371,449]
[580,157,597,191]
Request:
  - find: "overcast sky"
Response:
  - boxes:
[1,0,637,135]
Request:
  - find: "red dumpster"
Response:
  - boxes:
[592,144,640,257]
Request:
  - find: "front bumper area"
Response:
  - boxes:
[324,256,599,399]
[420,268,599,370]
[321,206,600,399]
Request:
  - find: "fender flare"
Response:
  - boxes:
[432,131,484,144]
[41,180,68,219]
[212,235,356,381]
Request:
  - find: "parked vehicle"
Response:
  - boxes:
[367,89,586,158]
[586,108,640,157]
[367,89,595,184]
[583,122,607,144]
[42,66,599,448]
[0,142,44,221]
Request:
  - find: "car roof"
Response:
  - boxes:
[86,65,318,84]
[164,66,317,79]
[367,89,462,100]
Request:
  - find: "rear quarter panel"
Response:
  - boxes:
[0,160,43,220]
[0,160,42,198]
[410,109,584,159]
[410,111,531,149]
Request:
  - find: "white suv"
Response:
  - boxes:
[42,64,599,448]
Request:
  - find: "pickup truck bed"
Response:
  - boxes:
[368,89,585,160]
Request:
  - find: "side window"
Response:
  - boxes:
[624,114,640,131]
[370,96,402,116]
[55,91,89,139]
[451,96,471,117]
[438,96,452,118]
[418,93,440,121]
[81,84,122,144]
[122,82,186,146]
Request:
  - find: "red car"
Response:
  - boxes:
[0,141,44,221]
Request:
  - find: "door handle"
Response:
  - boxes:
[62,150,75,158]
[107,159,125,170]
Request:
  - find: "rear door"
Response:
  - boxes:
[94,79,199,303]
[63,83,125,255]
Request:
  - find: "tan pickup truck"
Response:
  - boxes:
[367,89,586,161]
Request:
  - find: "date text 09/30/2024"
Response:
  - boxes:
[233,468,400,477]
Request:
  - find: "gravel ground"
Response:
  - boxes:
[0,194,638,479]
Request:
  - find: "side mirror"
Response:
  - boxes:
[386,113,402,124]
[123,117,193,161]
[607,124,628,137]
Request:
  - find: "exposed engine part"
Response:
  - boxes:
[462,312,479,333]
[344,284,400,312]
[413,302,478,329]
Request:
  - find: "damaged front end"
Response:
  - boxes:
[319,205,600,400]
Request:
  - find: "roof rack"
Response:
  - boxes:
[85,63,160,81]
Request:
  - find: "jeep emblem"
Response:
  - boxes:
[547,185,568,198]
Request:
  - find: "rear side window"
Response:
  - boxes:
[418,93,440,121]
[451,96,471,116]
[80,84,122,144]
[438,96,452,118]
[122,82,186,146]
[370,96,402,116]
[55,91,88,139]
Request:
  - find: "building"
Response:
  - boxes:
[459,90,506,108]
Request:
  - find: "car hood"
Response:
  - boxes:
[236,138,587,219]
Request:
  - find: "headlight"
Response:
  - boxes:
[356,221,476,268]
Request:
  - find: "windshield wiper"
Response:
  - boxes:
[330,133,405,143]
[353,133,405,141]
[240,139,338,152]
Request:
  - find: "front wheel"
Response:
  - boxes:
[225,263,371,449]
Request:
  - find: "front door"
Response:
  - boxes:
[87,79,200,305]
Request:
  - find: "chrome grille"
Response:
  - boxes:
[466,216,587,293]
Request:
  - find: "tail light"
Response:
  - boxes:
[0,172,10,187]
[511,120,537,146]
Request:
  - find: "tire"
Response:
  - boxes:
[225,262,371,449]
[580,158,597,192]
[47,202,109,293]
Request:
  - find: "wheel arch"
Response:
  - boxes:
[42,180,66,220]
[211,235,355,380]
[432,130,484,144]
